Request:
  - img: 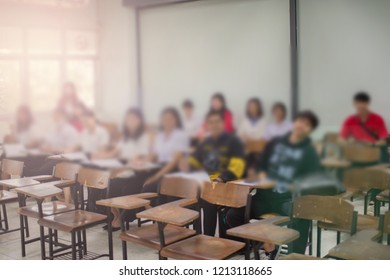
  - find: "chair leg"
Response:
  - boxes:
[71,231,77,260]
[19,214,26,257]
[364,195,369,215]
[24,216,29,238]
[39,226,46,260]
[336,231,341,244]
[77,230,83,260]
[2,204,9,231]
[309,221,313,255]
[0,204,3,230]
[122,241,128,260]
[82,229,87,255]
[54,230,59,245]
[244,240,251,260]
[252,241,260,260]
[316,227,322,258]
[374,201,380,216]
[48,229,54,260]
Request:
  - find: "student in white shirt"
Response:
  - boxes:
[10,105,38,146]
[143,107,189,193]
[40,109,80,154]
[181,99,201,146]
[79,110,110,155]
[264,102,292,141]
[238,97,267,142]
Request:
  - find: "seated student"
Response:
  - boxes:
[339,92,388,146]
[9,105,38,146]
[225,110,321,258]
[238,97,267,142]
[92,108,152,229]
[78,109,110,155]
[264,102,292,141]
[180,110,245,236]
[142,107,189,193]
[181,99,201,147]
[40,109,80,154]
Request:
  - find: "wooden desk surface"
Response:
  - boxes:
[136,199,199,226]
[14,183,63,199]
[0,177,40,189]
[321,158,351,169]
[97,196,151,210]
[231,179,276,189]
[227,216,299,245]
[367,164,390,175]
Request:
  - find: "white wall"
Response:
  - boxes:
[139,0,291,124]
[97,0,138,124]
[299,0,390,138]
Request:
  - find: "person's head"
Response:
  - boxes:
[210,93,226,112]
[62,82,77,101]
[206,111,225,138]
[160,107,182,132]
[271,102,287,123]
[246,97,263,120]
[16,105,33,132]
[182,99,194,118]
[353,92,371,116]
[291,110,319,139]
[123,108,145,140]
[82,109,97,130]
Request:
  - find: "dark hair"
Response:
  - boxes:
[182,99,194,109]
[160,107,182,130]
[123,107,145,141]
[210,92,227,113]
[206,110,224,121]
[272,102,287,120]
[354,92,371,103]
[16,105,33,133]
[246,97,264,119]
[294,110,319,130]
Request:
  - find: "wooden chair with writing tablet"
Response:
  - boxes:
[0,159,24,233]
[159,181,248,260]
[37,168,111,260]
[245,139,267,154]
[115,176,200,260]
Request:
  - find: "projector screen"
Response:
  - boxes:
[139,0,291,124]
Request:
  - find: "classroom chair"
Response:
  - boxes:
[17,162,80,257]
[0,159,24,232]
[37,167,111,260]
[118,176,200,260]
[245,139,267,154]
[159,181,249,260]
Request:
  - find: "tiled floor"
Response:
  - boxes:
[0,197,385,260]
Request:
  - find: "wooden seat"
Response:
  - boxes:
[161,234,245,260]
[227,216,299,247]
[38,210,106,232]
[377,190,390,202]
[318,214,379,232]
[327,229,390,260]
[119,224,196,250]
[0,190,18,203]
[280,253,327,260]
[18,201,75,219]
[259,213,279,219]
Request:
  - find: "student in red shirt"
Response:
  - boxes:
[339,92,388,146]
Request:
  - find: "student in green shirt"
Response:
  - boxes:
[225,110,321,257]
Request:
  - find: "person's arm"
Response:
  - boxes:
[338,118,350,143]
[375,116,388,146]
[144,151,184,184]
[218,137,246,182]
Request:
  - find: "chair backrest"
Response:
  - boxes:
[1,159,24,179]
[53,162,80,180]
[159,176,199,200]
[365,168,390,191]
[343,168,373,192]
[293,195,357,233]
[343,145,380,163]
[77,167,110,190]
[323,132,339,144]
[201,181,251,208]
[245,139,267,154]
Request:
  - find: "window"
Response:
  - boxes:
[0,26,97,116]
